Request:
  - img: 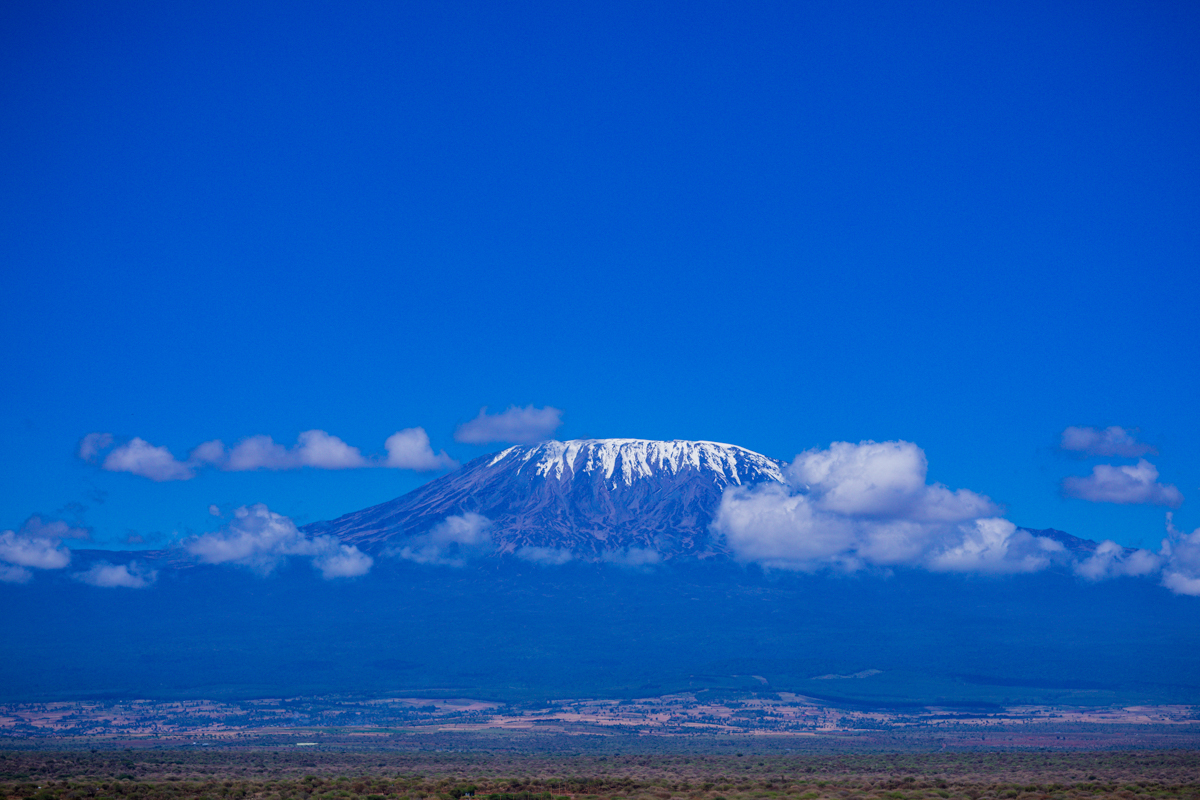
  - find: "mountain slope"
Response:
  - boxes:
[303,439,786,558]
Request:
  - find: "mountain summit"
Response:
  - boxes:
[304,438,786,559]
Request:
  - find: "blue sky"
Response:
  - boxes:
[2,0,1197,552]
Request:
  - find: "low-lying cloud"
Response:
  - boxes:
[389,513,494,567]
[454,405,563,445]
[81,427,456,480]
[713,440,1058,574]
[184,504,373,579]
[0,516,87,583]
[515,545,574,565]
[75,561,157,588]
[1062,460,1183,507]
[1061,426,1155,457]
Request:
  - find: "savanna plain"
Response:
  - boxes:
[4,734,1200,800]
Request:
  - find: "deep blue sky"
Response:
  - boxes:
[2,0,1197,550]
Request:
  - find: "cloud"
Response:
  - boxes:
[0,516,80,582]
[1074,540,1161,581]
[223,430,369,471]
[600,547,662,568]
[926,519,1066,574]
[85,428,454,479]
[515,546,575,565]
[103,438,195,481]
[1160,513,1200,596]
[75,561,157,588]
[184,503,373,579]
[78,432,113,462]
[455,405,563,445]
[1061,426,1155,457]
[1062,460,1183,507]
[712,440,1060,574]
[19,516,90,541]
[384,428,458,471]
[787,440,998,522]
[389,513,494,567]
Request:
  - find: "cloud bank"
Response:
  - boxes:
[1062,460,1183,507]
[184,504,373,579]
[713,440,1060,574]
[455,406,563,445]
[75,561,157,588]
[1061,426,1155,457]
[81,427,456,480]
[0,516,87,583]
[389,513,494,567]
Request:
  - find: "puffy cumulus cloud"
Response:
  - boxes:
[83,428,457,480]
[75,561,157,589]
[926,519,1066,574]
[384,428,458,471]
[1074,540,1162,581]
[787,441,998,522]
[1061,426,1155,457]
[1062,460,1183,507]
[515,546,574,566]
[389,513,494,567]
[455,405,563,445]
[184,504,373,579]
[1160,514,1200,597]
[713,440,1059,574]
[103,438,195,481]
[0,516,83,583]
[223,430,369,471]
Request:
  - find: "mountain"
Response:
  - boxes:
[304,439,786,558]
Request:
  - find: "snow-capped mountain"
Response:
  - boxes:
[303,439,787,558]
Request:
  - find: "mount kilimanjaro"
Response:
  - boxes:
[303,438,787,558]
[303,437,1100,562]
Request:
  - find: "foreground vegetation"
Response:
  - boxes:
[2,750,1198,800]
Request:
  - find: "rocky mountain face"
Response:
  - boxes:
[303,439,787,558]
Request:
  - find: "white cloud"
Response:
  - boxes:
[1062,460,1183,507]
[787,440,998,522]
[311,545,374,579]
[75,561,157,588]
[515,546,575,565]
[384,428,458,471]
[926,519,1066,574]
[600,547,662,568]
[78,432,113,462]
[389,512,494,566]
[224,431,372,471]
[1061,426,1155,457]
[1074,540,1161,581]
[713,440,1060,574]
[455,405,563,445]
[1160,513,1200,596]
[0,516,79,581]
[103,438,194,481]
[19,516,90,541]
[190,440,226,465]
[184,503,373,579]
[85,428,453,479]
